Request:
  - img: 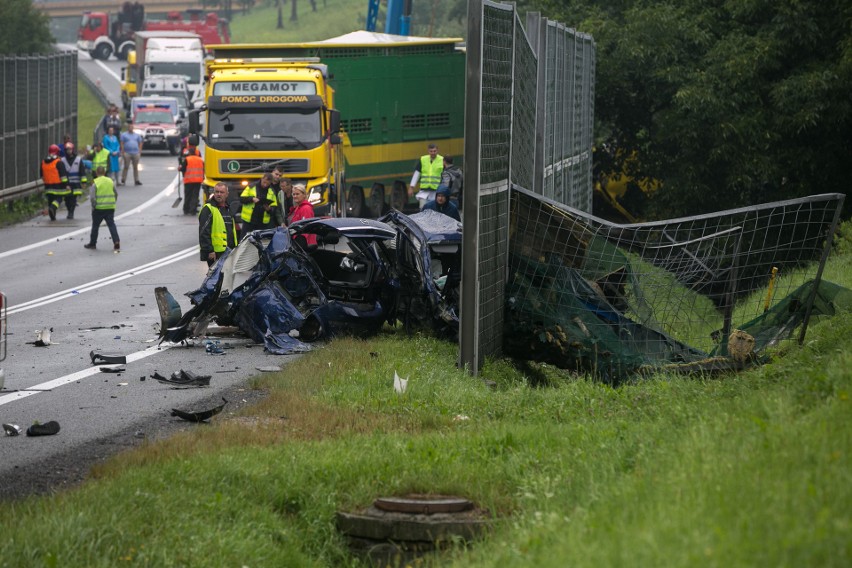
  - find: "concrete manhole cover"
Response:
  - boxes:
[374,495,473,514]
[337,494,491,564]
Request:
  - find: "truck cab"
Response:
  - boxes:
[189,58,343,216]
[120,50,138,110]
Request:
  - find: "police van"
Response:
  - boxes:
[129,96,185,155]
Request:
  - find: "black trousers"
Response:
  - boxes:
[183,182,202,215]
[89,209,120,246]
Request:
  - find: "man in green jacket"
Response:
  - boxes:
[83,166,121,252]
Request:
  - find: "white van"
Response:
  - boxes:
[140,75,193,117]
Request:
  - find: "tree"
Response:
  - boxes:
[531,0,852,219]
[0,0,54,54]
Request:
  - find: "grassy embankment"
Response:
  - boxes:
[0,79,102,227]
[226,0,465,43]
[0,13,848,566]
[0,223,849,565]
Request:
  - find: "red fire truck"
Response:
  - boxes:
[77,4,230,61]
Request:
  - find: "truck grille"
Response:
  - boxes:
[218,158,309,175]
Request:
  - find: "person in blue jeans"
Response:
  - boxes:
[119,121,143,186]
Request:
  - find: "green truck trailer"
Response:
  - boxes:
[206,31,465,216]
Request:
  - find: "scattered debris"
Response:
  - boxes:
[150,370,211,387]
[206,342,225,355]
[393,371,408,394]
[256,366,282,372]
[30,328,53,347]
[117,382,128,387]
[100,366,126,373]
[171,398,228,423]
[3,423,22,436]
[26,421,60,437]
[90,351,127,365]
[728,329,756,364]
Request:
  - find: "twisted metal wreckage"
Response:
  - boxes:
[156,210,463,353]
[156,193,850,380]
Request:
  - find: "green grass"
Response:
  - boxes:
[77,78,104,148]
[1,228,851,566]
[227,0,465,43]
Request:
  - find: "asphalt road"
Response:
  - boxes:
[0,47,296,499]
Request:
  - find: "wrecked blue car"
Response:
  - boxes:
[156,210,461,354]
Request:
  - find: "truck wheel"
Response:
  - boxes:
[93,44,112,61]
[391,180,408,211]
[117,44,133,61]
[368,183,388,218]
[347,185,365,217]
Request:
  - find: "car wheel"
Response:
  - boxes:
[347,185,365,217]
[93,43,112,60]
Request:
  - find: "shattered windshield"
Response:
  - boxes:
[135,111,174,124]
[208,108,322,150]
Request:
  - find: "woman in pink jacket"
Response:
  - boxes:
[288,184,316,246]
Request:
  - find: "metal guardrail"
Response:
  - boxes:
[35,0,204,18]
[0,180,43,205]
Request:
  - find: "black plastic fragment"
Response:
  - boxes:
[90,351,127,365]
[149,370,212,387]
[26,421,60,436]
[170,398,228,423]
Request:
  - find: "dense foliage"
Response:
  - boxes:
[0,0,54,54]
[532,0,852,218]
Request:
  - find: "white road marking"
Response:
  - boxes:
[6,245,198,315]
[94,58,122,82]
[0,174,179,260]
[0,343,174,407]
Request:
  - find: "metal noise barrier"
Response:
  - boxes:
[0,50,78,203]
[462,0,596,374]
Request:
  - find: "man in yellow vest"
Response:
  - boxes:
[83,166,121,252]
[180,148,204,215]
[239,173,278,239]
[199,182,237,267]
[89,142,110,178]
[408,143,444,209]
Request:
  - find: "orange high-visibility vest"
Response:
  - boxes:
[41,160,61,185]
[184,154,204,183]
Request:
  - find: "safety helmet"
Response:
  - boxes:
[48,144,61,155]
